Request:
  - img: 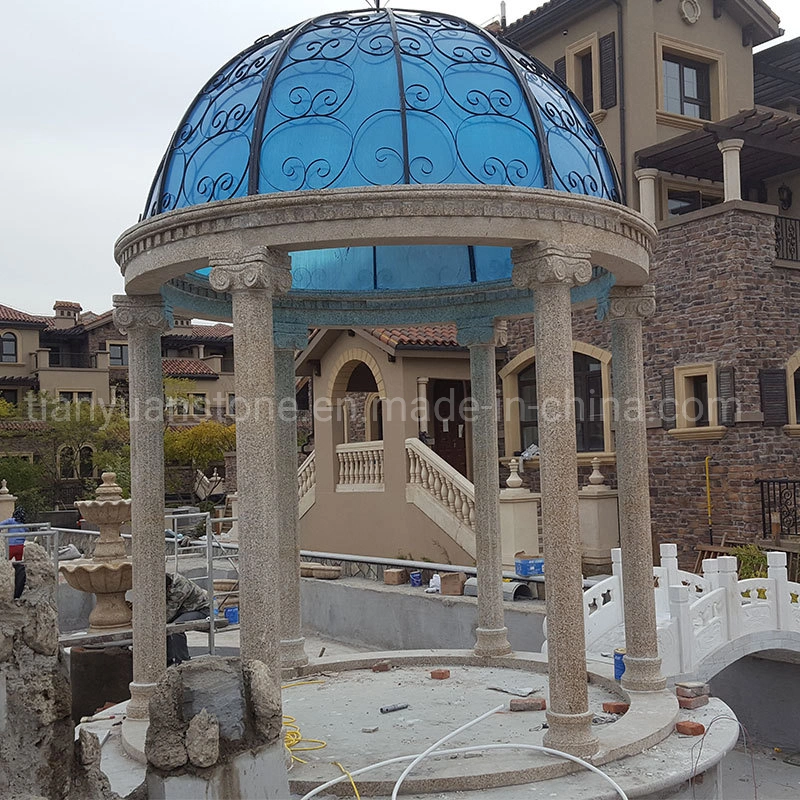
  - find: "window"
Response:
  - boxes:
[0,388,18,406]
[667,188,723,217]
[109,343,129,367]
[561,32,617,118]
[667,364,727,440]
[227,393,237,416]
[169,392,208,416]
[656,36,726,129]
[580,52,595,112]
[1,332,18,363]
[663,55,710,119]
[58,445,94,480]
[511,350,608,455]
[784,353,800,435]
[59,390,93,404]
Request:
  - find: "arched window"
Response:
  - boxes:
[516,354,605,453]
[500,342,612,459]
[79,446,94,479]
[58,445,95,479]
[1,332,17,363]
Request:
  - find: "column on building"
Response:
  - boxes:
[634,168,660,224]
[209,247,292,710]
[273,321,310,671]
[456,319,512,658]
[416,376,430,437]
[717,138,745,202]
[112,294,172,720]
[608,285,666,692]
[511,243,599,757]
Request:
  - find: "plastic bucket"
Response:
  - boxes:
[409,571,422,587]
[614,648,626,681]
[224,606,239,624]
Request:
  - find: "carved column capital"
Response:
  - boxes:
[608,285,656,321]
[112,294,172,334]
[208,247,292,295]
[511,242,593,289]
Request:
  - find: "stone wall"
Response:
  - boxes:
[502,206,800,567]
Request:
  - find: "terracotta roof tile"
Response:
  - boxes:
[0,303,49,327]
[165,323,233,341]
[162,358,218,378]
[370,325,460,349]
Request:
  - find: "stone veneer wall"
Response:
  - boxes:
[504,206,800,567]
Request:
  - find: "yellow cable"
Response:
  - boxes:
[334,761,361,799]
[281,679,330,763]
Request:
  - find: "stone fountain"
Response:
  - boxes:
[60,472,133,631]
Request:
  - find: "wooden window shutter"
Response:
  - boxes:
[717,366,736,426]
[661,372,676,429]
[555,56,566,83]
[599,32,617,109]
[759,369,788,427]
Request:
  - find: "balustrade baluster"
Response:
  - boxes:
[447,482,456,512]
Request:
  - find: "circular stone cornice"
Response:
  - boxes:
[115,184,655,296]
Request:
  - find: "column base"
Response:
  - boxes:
[280,637,309,669]
[620,655,667,692]
[126,681,157,720]
[474,627,512,657]
[543,709,599,758]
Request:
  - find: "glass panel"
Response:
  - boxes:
[473,246,512,282]
[580,52,594,113]
[259,11,401,192]
[511,50,620,201]
[683,102,701,119]
[1,334,16,363]
[663,59,682,114]
[0,389,18,406]
[683,66,699,99]
[148,37,283,216]
[77,392,92,404]
[60,447,75,479]
[688,375,709,427]
[376,245,471,289]
[79,447,94,479]
[518,363,538,450]
[290,246,374,291]
[395,12,545,188]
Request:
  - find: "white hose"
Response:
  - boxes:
[390,704,504,800]
[300,741,628,800]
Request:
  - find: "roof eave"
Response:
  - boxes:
[505,0,606,46]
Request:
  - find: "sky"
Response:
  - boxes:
[0,0,797,316]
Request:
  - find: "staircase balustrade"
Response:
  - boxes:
[335,441,384,490]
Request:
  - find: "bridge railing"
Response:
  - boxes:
[580,545,800,677]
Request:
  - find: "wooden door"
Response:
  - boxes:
[431,379,468,476]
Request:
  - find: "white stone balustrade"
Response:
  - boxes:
[297,451,316,499]
[335,442,384,490]
[406,437,475,526]
[574,544,800,679]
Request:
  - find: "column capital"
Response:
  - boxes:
[455,317,498,347]
[511,242,593,289]
[634,167,660,181]
[717,137,745,154]
[208,247,292,295]
[608,285,656,320]
[112,294,172,334]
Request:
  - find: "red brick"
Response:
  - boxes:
[678,694,709,710]
[430,668,450,680]
[371,660,391,673]
[676,683,710,698]
[602,701,630,715]
[509,697,546,712]
[676,721,706,736]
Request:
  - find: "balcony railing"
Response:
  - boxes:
[776,216,799,262]
[47,352,96,369]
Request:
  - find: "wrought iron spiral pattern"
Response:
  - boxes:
[144,9,620,218]
[143,10,620,292]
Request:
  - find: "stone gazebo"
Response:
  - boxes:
[114,7,662,767]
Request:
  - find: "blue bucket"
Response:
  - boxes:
[614,648,626,681]
[409,571,422,587]
[224,607,239,624]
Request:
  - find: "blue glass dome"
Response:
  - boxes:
[145,8,622,293]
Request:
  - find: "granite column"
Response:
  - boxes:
[112,294,171,720]
[512,243,599,757]
[210,248,292,708]
[459,321,511,658]
[609,286,666,692]
[274,324,309,671]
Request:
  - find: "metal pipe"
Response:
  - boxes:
[705,455,713,544]
[610,0,627,199]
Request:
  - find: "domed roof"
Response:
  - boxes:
[145,8,622,295]
[144,8,621,218]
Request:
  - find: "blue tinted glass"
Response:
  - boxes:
[376,245,472,289]
[394,13,545,187]
[148,38,283,216]
[473,246,512,282]
[507,49,619,201]
[290,246,374,291]
[259,11,404,191]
